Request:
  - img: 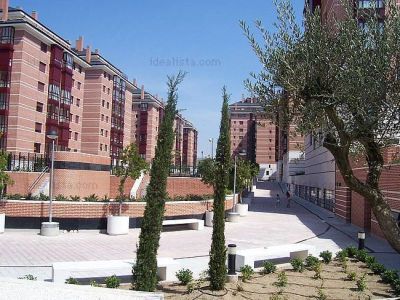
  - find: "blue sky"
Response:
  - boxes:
[15,0,303,158]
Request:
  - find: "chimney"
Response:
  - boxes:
[31,11,38,20]
[75,36,83,51]
[1,0,9,21]
[132,78,136,86]
[141,85,145,100]
[85,45,91,63]
[94,48,99,54]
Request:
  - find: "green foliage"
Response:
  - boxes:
[319,251,332,264]
[342,258,349,274]
[166,194,213,202]
[114,143,148,215]
[336,250,348,261]
[381,269,399,285]
[345,246,358,258]
[65,277,79,284]
[313,261,323,280]
[270,292,288,300]
[197,158,217,187]
[228,158,258,202]
[38,193,49,201]
[175,268,193,285]
[347,271,357,281]
[274,271,288,287]
[356,273,368,292]
[69,195,80,201]
[393,279,400,296]
[18,274,37,280]
[370,262,386,275]
[6,193,24,200]
[90,280,100,287]
[133,72,185,292]
[84,194,99,202]
[262,261,277,274]
[55,194,68,201]
[105,275,120,288]
[290,258,305,272]
[305,255,319,270]
[0,151,13,199]
[208,86,231,291]
[186,281,195,294]
[355,249,368,263]
[240,265,254,282]
[316,288,327,300]
[365,255,377,268]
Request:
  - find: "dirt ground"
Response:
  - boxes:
[154,259,396,300]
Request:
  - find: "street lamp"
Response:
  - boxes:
[208,138,214,159]
[40,130,59,237]
[232,150,246,212]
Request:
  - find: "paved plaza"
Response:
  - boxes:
[0,182,398,281]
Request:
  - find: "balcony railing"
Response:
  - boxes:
[6,152,49,172]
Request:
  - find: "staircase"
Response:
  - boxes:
[28,167,49,196]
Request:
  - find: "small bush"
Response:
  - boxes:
[316,288,328,300]
[313,262,323,280]
[270,293,288,300]
[105,275,120,288]
[393,279,400,296]
[365,255,377,268]
[347,271,357,281]
[356,273,367,292]
[69,195,80,201]
[370,262,386,275]
[240,265,254,282]
[274,271,288,287]
[263,261,277,274]
[236,283,244,292]
[336,250,348,262]
[319,251,332,264]
[290,258,305,272]
[355,249,368,263]
[18,274,37,280]
[176,268,193,285]
[39,193,49,201]
[186,281,195,294]
[84,194,99,202]
[305,255,319,269]
[381,269,399,285]
[341,258,349,273]
[345,246,358,258]
[90,280,100,287]
[55,194,68,201]
[65,277,79,284]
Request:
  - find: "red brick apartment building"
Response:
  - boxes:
[279,0,400,238]
[228,98,277,180]
[0,0,197,198]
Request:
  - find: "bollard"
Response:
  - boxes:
[228,244,237,275]
[358,231,365,250]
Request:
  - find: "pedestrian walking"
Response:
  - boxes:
[275,194,281,208]
[286,191,291,208]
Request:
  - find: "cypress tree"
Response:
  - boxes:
[133,72,185,291]
[209,86,231,290]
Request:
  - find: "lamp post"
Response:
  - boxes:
[40,130,59,237]
[232,150,246,212]
[208,138,214,159]
[358,231,366,250]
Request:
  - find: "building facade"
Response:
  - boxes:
[228,98,277,180]
[0,1,198,197]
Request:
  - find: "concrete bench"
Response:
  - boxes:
[235,244,316,271]
[52,257,179,284]
[162,219,204,230]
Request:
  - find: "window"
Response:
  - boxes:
[61,89,71,105]
[103,85,106,92]
[106,102,110,109]
[106,116,109,123]
[34,142,41,153]
[78,66,82,73]
[103,72,107,78]
[100,129,104,136]
[105,130,108,137]
[71,96,74,105]
[40,42,47,53]
[239,121,243,125]
[48,84,61,101]
[62,52,73,69]
[36,102,43,112]
[102,100,105,107]
[0,27,14,44]
[39,62,46,73]
[107,88,110,95]
[75,115,79,123]
[68,131,72,139]
[74,132,78,141]
[239,136,243,140]
[76,98,80,107]
[100,144,103,151]
[140,103,148,111]
[77,82,81,90]
[101,114,104,121]
[105,144,108,151]
[239,129,243,132]
[35,122,42,133]
[37,82,45,92]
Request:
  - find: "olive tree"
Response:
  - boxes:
[241,0,400,252]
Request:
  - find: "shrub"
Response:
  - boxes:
[38,193,49,201]
[176,268,193,285]
[102,195,110,202]
[319,251,332,264]
[345,246,358,258]
[236,282,244,292]
[18,274,37,280]
[347,271,357,281]
[105,275,120,288]
[365,255,377,268]
[393,279,400,296]
[313,262,323,280]
[240,265,254,282]
[355,249,368,263]
[55,194,68,201]
[316,288,328,300]
[370,262,386,275]
[336,250,348,262]
[69,195,80,201]
[90,280,100,287]
[65,277,79,284]
[186,281,195,293]
[7,193,23,200]
[263,261,277,274]
[381,269,399,285]
[290,258,305,272]
[84,194,99,202]
[305,255,319,269]
[274,271,288,287]
[356,273,367,292]
[270,293,288,300]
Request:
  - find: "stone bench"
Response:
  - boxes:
[235,244,316,271]
[162,219,204,230]
[52,257,179,284]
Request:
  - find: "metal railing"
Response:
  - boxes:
[6,152,49,172]
[169,165,199,177]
